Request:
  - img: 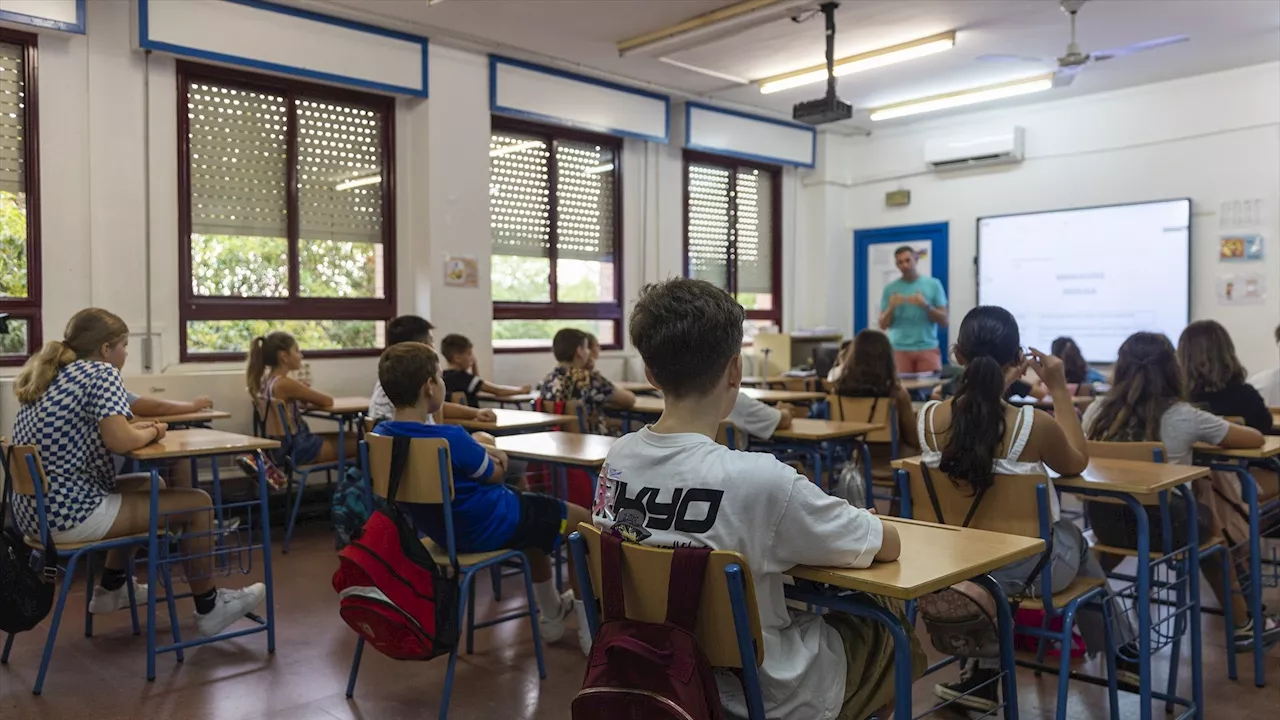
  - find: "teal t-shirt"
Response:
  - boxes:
[880,277,947,351]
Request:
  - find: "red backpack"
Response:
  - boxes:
[332,436,460,660]
[573,532,725,720]
[531,397,594,507]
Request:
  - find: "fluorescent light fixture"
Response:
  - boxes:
[335,175,382,191]
[618,0,815,57]
[868,74,1054,121]
[658,57,750,85]
[583,163,614,175]
[490,140,541,158]
[758,31,956,95]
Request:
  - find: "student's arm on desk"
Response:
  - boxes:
[774,473,892,569]
[604,386,637,410]
[479,380,532,397]
[131,395,213,416]
[447,427,505,482]
[442,401,486,421]
[1221,422,1265,449]
[273,376,333,408]
[101,416,167,454]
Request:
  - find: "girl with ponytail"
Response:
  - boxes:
[11,308,265,634]
[1083,331,1278,648]
[919,306,1136,709]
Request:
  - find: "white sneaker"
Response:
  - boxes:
[194,584,266,638]
[88,579,148,614]
[538,590,575,644]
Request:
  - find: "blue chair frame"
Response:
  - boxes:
[345,440,547,720]
[568,530,767,720]
[269,400,344,553]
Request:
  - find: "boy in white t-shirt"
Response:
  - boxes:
[593,278,923,720]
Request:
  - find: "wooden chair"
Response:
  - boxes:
[897,459,1113,720]
[0,443,162,695]
[569,523,767,720]
[346,434,547,719]
[262,397,344,553]
[715,420,739,450]
[830,394,900,505]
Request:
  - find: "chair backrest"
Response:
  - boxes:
[900,459,1045,539]
[259,397,296,438]
[363,417,377,434]
[1086,440,1165,463]
[365,433,453,505]
[714,421,737,450]
[449,391,468,406]
[575,523,763,669]
[4,443,44,499]
[534,397,585,433]
[829,394,897,445]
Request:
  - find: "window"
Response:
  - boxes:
[490,117,621,351]
[683,151,781,330]
[178,62,395,360]
[0,30,39,366]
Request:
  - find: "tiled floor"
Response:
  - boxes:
[2,524,1278,719]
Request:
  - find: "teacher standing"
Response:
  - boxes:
[878,245,948,374]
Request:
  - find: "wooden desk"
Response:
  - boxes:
[1051,458,1209,495]
[628,395,665,415]
[448,409,576,434]
[788,517,1044,601]
[772,418,881,441]
[900,377,944,392]
[494,431,615,468]
[476,391,536,407]
[616,380,657,394]
[739,388,826,404]
[1194,435,1280,460]
[126,428,279,460]
[318,396,370,416]
[132,409,232,426]
[741,375,814,390]
[1008,395,1095,409]
[1271,406,1280,427]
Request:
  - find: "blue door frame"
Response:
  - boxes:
[853,222,950,359]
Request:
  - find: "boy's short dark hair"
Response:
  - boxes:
[387,315,434,346]
[378,342,440,408]
[552,328,589,363]
[629,278,744,397]
[893,245,915,258]
[439,333,473,362]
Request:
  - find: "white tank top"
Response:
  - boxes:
[917,400,1060,521]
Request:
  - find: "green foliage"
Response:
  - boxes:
[299,239,377,298]
[492,255,551,303]
[187,319,378,354]
[190,234,288,297]
[490,254,611,346]
[493,319,607,345]
[0,317,26,355]
[0,190,27,299]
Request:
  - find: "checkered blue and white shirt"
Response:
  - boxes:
[12,360,133,535]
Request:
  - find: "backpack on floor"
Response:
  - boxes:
[332,436,460,660]
[332,466,384,551]
[572,532,724,720]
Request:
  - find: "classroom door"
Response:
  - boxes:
[853,222,950,358]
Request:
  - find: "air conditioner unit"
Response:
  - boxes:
[924,127,1024,172]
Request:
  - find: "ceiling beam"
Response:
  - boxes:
[617,0,817,57]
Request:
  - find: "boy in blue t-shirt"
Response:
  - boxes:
[372,342,592,653]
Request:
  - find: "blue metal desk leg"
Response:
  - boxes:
[975,574,1020,720]
[256,450,277,653]
[1226,463,1265,687]
[1179,485,1204,720]
[1123,493,1153,720]
[146,466,162,681]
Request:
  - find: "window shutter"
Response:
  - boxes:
[555,140,615,262]
[296,98,384,245]
[490,133,551,259]
[187,82,288,238]
[0,42,25,195]
[686,163,732,289]
[735,168,773,294]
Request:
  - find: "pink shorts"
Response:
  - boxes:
[895,349,942,374]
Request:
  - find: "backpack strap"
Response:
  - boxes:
[866,397,880,425]
[664,546,712,632]
[598,531,627,622]
[385,435,412,504]
[920,461,987,528]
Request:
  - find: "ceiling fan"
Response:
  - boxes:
[978,0,1189,87]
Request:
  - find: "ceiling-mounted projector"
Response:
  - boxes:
[792,2,852,125]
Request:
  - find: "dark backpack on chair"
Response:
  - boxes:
[331,436,460,660]
[0,444,56,634]
[572,532,725,720]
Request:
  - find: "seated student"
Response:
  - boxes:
[367,315,497,425]
[1246,324,1280,405]
[834,329,916,447]
[439,333,531,407]
[1083,331,1279,650]
[13,308,264,635]
[1050,336,1107,385]
[826,339,854,384]
[595,278,921,720]
[918,306,1137,709]
[123,391,215,485]
[247,331,359,471]
[371,342,592,652]
[725,391,803,444]
[537,328,636,434]
[1178,320,1274,433]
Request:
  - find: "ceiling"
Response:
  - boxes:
[303,0,1280,129]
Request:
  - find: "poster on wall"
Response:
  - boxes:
[866,240,934,321]
[1217,272,1267,306]
[1219,234,1264,261]
[444,255,478,288]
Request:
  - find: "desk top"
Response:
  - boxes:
[616,380,657,394]
[1008,395,1095,408]
[132,409,232,425]
[450,409,576,432]
[787,517,1045,601]
[126,429,280,460]
[900,377,945,392]
[629,396,665,415]
[739,388,826,404]
[1052,458,1209,495]
[772,418,882,441]
[476,391,537,406]
[1194,435,1280,460]
[494,431,615,467]
[314,397,369,415]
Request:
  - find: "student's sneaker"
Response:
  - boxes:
[1233,614,1280,651]
[1114,654,1141,690]
[88,579,149,614]
[538,590,576,644]
[933,663,999,713]
[194,583,267,638]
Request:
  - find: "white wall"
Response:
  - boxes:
[804,62,1280,372]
